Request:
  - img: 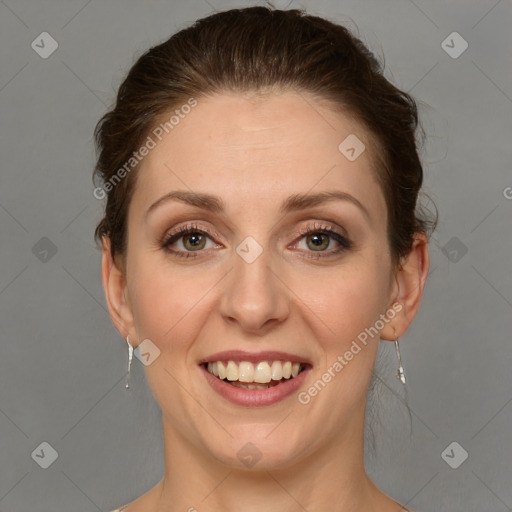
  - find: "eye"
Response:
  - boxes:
[160,223,219,258]
[160,221,352,260]
[293,222,352,258]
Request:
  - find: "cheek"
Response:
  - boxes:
[302,260,390,341]
[126,257,207,412]
[127,253,217,353]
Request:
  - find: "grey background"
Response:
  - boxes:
[0,0,511,511]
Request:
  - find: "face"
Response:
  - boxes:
[114,91,402,470]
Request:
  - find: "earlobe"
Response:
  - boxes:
[101,237,136,342]
[381,233,430,341]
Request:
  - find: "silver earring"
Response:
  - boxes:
[394,339,406,385]
[125,336,134,389]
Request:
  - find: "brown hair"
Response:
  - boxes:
[93,6,436,267]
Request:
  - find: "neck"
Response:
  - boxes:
[146,405,400,512]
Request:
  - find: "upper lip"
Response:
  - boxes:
[199,350,312,365]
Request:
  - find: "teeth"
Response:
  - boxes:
[271,360,283,380]
[206,360,305,384]
[226,361,239,381]
[238,361,254,382]
[254,362,271,383]
[230,381,274,389]
[217,361,226,380]
[207,362,219,377]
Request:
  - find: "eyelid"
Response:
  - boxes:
[160,220,352,257]
[161,221,213,240]
[160,223,221,252]
[290,221,352,253]
[293,221,348,240]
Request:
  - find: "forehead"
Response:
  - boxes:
[131,91,385,220]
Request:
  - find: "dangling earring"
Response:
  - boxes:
[394,338,406,385]
[125,335,134,389]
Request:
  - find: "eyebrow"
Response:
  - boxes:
[145,190,370,221]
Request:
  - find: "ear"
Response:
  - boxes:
[381,233,430,341]
[101,236,138,346]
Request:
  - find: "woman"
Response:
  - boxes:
[94,6,434,511]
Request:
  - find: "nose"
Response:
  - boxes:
[219,246,290,335]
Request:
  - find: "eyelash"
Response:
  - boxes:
[160,222,352,260]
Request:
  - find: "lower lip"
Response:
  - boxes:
[200,364,310,407]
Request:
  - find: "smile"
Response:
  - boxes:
[199,351,312,406]
[205,360,307,389]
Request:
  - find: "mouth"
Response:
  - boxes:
[199,351,312,406]
[203,359,309,389]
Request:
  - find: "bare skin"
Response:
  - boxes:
[102,90,428,512]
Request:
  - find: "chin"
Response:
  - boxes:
[201,429,309,472]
